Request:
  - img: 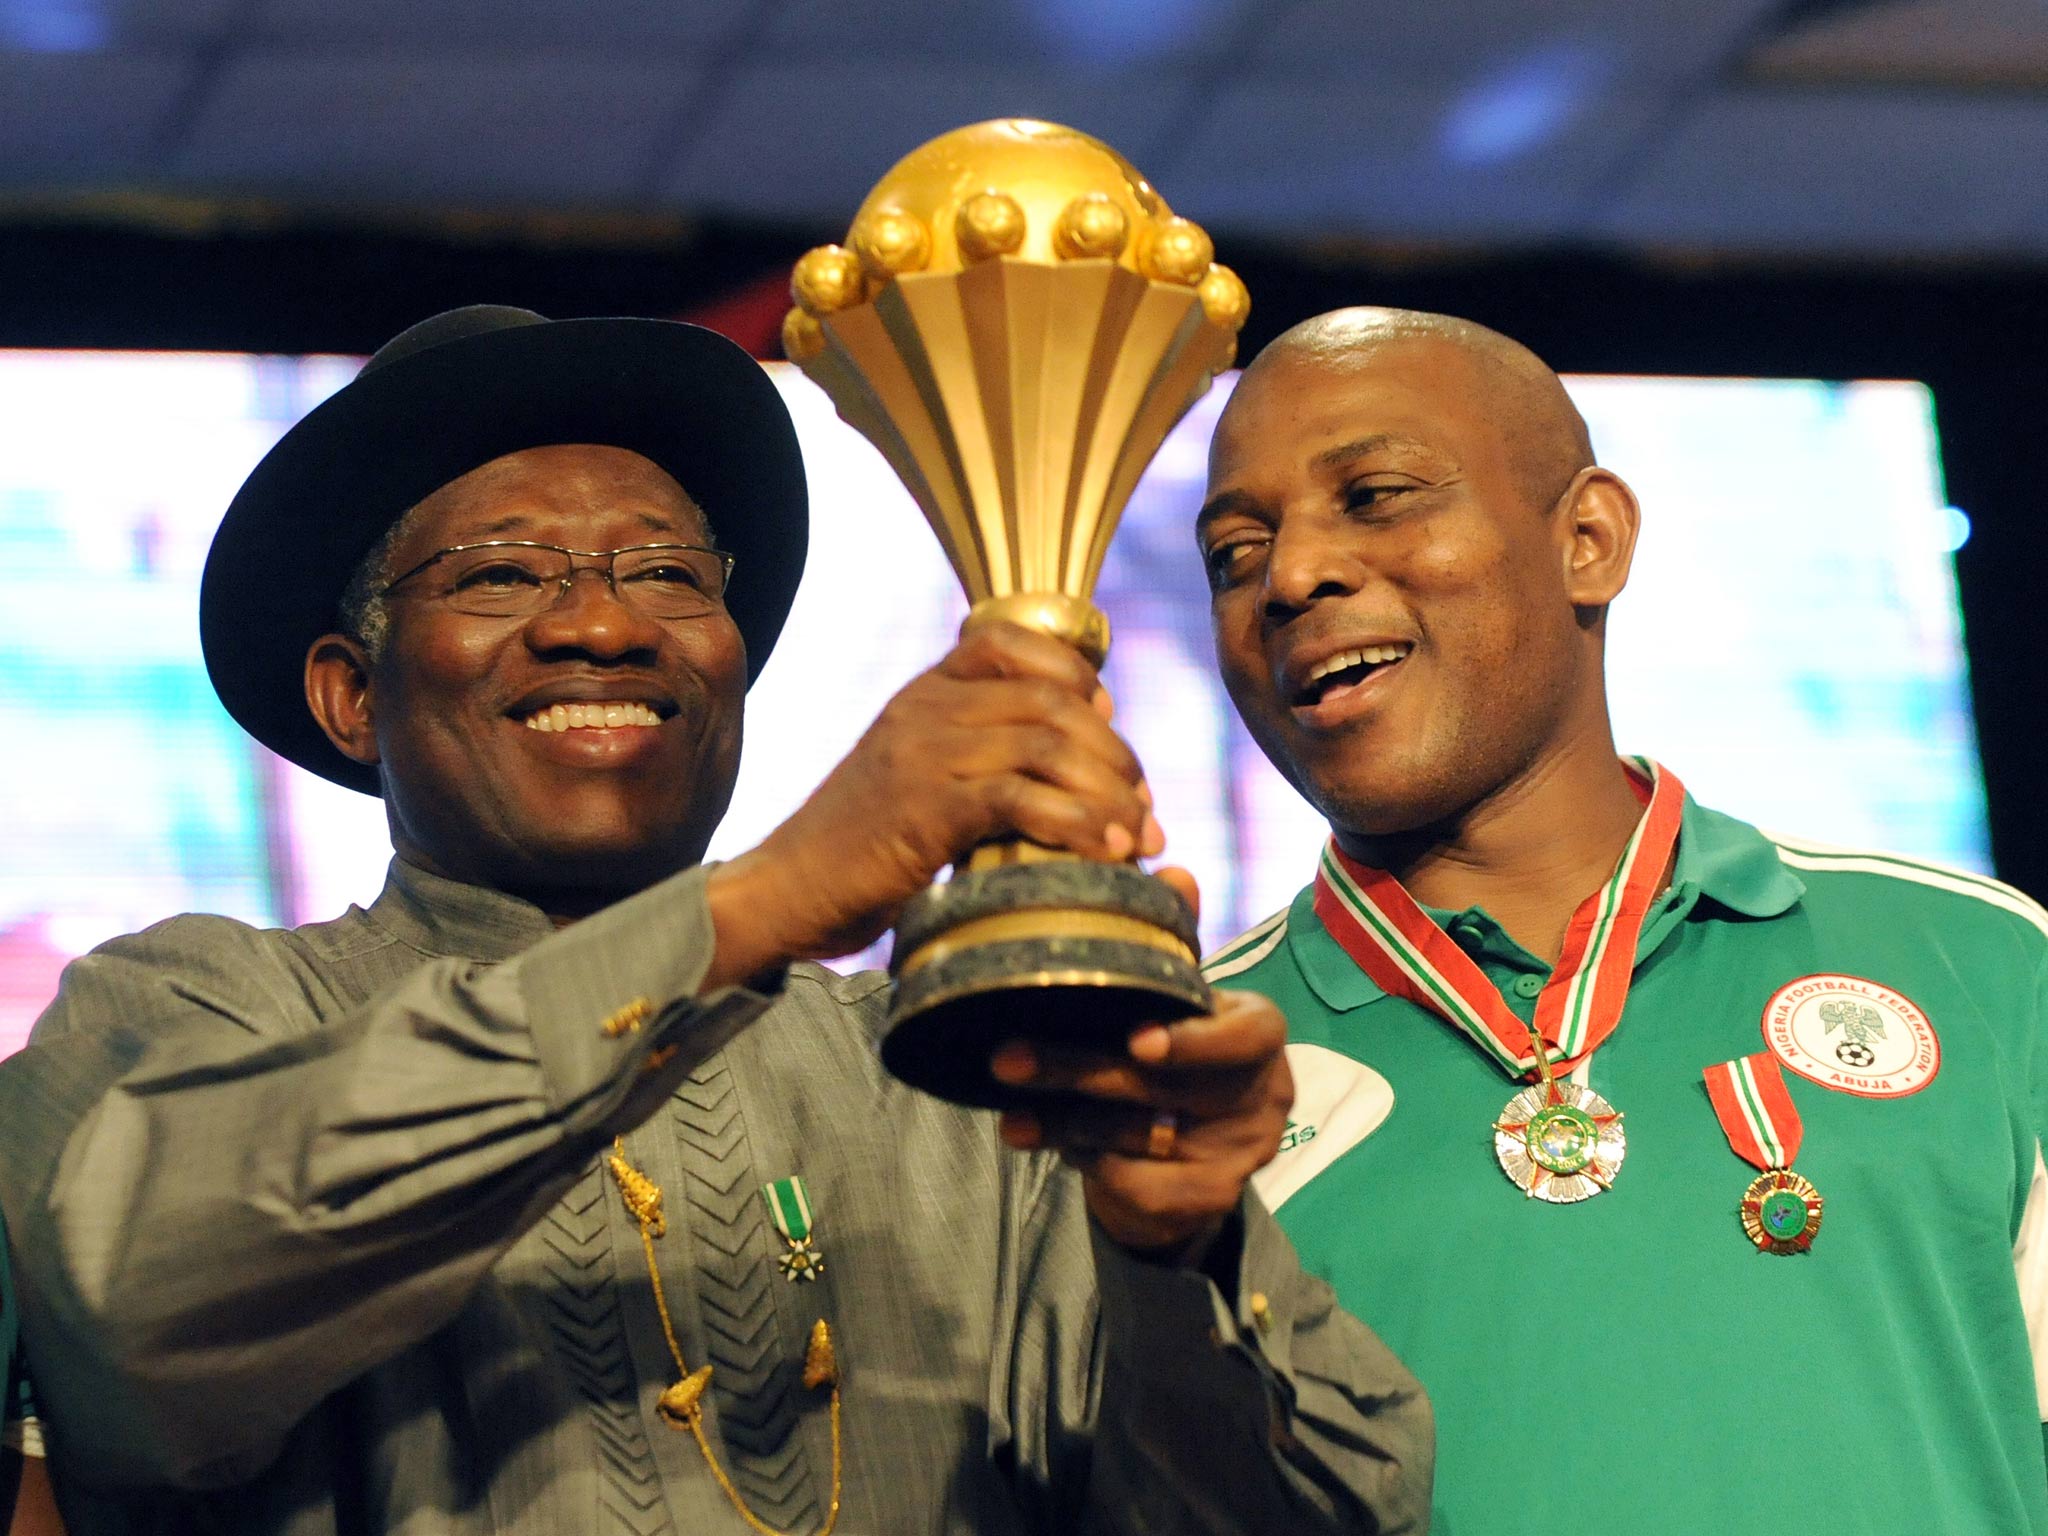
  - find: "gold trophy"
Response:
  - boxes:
[783,119,1251,1107]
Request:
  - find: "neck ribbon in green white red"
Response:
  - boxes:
[1702,1052,1803,1171]
[1313,756,1684,1080]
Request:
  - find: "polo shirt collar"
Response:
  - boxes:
[1674,797,1806,919]
[1287,792,1806,1014]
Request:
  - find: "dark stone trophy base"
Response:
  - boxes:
[882,858,1210,1109]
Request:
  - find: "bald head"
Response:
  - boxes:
[1200,304,1642,842]
[1241,307,1593,514]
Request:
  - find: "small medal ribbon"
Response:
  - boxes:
[1703,1053,1803,1171]
[1314,757,1684,1081]
[762,1176,814,1245]
[1706,1053,1823,1253]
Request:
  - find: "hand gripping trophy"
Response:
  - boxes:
[782,119,1252,1107]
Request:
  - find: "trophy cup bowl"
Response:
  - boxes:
[783,119,1251,1108]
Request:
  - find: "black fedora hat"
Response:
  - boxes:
[200,305,809,795]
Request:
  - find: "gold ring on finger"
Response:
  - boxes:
[1146,1111,1179,1160]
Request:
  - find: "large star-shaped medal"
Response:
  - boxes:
[1494,1083,1627,1203]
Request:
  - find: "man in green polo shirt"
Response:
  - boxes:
[1196,305,2048,1533]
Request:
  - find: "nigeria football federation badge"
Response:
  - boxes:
[1761,974,1939,1098]
[1494,1082,1628,1203]
[1705,1053,1825,1254]
[762,1176,824,1282]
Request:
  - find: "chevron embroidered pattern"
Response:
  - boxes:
[539,1160,677,1535]
[671,1062,821,1531]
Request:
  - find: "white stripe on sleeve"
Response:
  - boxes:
[2012,1141,2048,1421]
[1,1412,43,1458]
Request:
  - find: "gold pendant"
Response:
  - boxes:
[1494,1083,1626,1203]
[658,1365,714,1428]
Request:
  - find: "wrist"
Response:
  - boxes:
[703,848,803,992]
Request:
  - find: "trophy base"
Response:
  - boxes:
[882,859,1209,1109]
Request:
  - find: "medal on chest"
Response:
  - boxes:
[1704,1053,1823,1253]
[763,1175,826,1281]
[1314,757,1683,1203]
[1491,1046,1628,1203]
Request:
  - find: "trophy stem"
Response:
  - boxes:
[953,588,1115,876]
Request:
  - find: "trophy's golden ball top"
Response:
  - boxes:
[785,118,1248,343]
[852,120,1159,273]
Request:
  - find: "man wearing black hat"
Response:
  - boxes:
[0,308,1429,1534]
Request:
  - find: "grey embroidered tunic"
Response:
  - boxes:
[0,859,1431,1534]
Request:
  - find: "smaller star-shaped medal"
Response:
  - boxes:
[776,1236,826,1283]
[1740,1169,1823,1254]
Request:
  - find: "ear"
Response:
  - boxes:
[1558,468,1640,612]
[305,633,381,767]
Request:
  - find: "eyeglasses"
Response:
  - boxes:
[377,541,736,621]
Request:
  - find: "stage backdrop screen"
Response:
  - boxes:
[0,354,1988,1058]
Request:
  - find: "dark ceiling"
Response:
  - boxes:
[3,0,2046,258]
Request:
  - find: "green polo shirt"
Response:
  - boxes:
[1208,795,2048,1536]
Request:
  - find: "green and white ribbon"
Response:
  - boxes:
[763,1177,814,1244]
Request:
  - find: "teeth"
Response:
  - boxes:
[523,701,663,731]
[1305,644,1410,685]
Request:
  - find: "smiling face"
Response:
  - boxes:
[1202,326,1618,840]
[307,443,746,910]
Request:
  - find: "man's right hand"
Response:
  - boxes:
[702,621,1161,988]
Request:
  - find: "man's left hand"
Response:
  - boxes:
[991,983,1293,1267]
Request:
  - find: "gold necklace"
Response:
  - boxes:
[606,1138,845,1536]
